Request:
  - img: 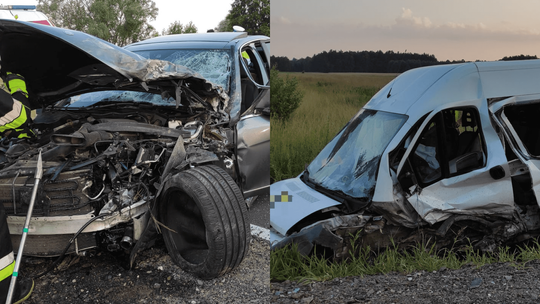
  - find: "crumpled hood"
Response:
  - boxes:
[0,19,226,109]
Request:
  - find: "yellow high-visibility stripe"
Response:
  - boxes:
[6,72,28,97]
[0,261,14,281]
[0,252,15,282]
[8,79,28,97]
[17,132,32,139]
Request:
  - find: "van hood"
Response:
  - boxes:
[270,177,341,236]
[0,20,223,109]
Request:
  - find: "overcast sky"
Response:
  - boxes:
[271,0,540,61]
[149,0,233,34]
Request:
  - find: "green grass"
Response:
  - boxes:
[270,72,397,182]
[270,238,540,283]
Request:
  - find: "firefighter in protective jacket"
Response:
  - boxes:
[0,72,34,304]
[0,72,34,140]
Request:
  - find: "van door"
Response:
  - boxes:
[397,106,514,224]
[490,97,540,207]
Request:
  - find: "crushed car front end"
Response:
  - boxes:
[0,19,253,279]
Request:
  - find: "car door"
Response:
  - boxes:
[236,39,270,197]
[396,105,515,224]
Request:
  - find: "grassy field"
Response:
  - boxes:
[271,239,540,282]
[270,72,398,182]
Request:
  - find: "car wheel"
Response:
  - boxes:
[159,165,250,279]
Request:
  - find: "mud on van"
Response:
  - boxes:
[270,60,540,258]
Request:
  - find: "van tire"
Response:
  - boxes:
[159,165,249,279]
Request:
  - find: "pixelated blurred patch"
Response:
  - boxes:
[270,191,292,208]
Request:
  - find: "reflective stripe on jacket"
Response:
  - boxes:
[0,98,30,134]
[0,252,14,282]
[0,77,34,139]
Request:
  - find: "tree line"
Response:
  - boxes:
[271,50,538,73]
[37,0,269,46]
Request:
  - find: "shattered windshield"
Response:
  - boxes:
[64,90,176,108]
[306,109,407,199]
[133,49,231,92]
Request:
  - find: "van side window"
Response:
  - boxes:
[390,113,428,172]
[412,117,442,184]
[444,108,485,175]
[503,103,540,157]
[409,107,485,187]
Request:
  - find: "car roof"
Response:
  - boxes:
[128,32,248,46]
[125,32,269,51]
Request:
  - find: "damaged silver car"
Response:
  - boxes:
[271,60,540,258]
[0,20,269,279]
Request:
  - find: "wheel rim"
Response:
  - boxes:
[163,190,209,264]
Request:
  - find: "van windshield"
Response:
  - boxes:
[306,109,406,200]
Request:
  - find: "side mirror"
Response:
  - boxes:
[489,165,506,180]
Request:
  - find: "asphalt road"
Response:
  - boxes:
[248,192,269,229]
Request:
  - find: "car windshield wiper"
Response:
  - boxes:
[89,100,141,107]
[300,169,370,213]
[65,100,157,109]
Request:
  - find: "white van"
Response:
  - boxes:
[271,59,540,258]
[0,5,53,26]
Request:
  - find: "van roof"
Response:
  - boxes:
[365,60,540,116]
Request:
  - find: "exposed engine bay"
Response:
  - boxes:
[0,19,270,279]
[2,96,235,256]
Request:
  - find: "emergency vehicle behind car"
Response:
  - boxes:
[0,5,53,26]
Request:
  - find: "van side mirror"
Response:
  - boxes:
[489,165,505,180]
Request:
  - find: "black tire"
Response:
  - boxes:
[159,165,250,279]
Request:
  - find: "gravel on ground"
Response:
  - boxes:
[271,260,540,304]
[20,237,270,304]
